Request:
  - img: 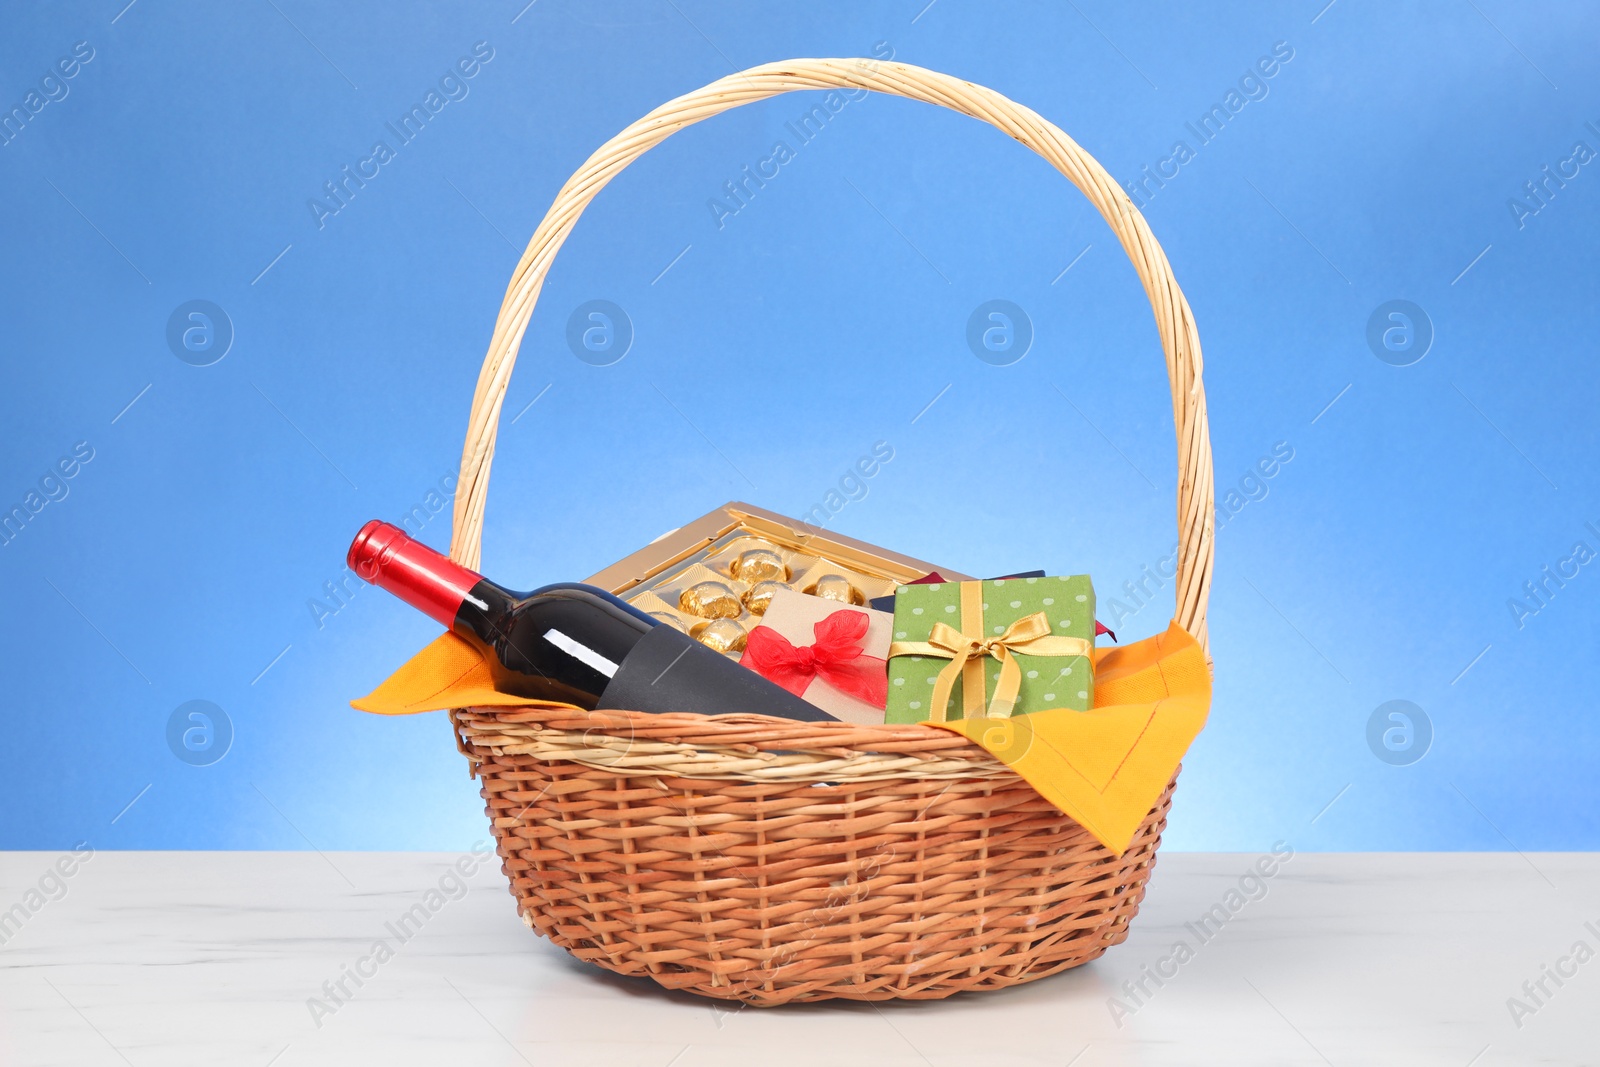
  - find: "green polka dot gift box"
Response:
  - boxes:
[884,576,1095,723]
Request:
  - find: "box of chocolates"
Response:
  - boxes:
[585,502,970,659]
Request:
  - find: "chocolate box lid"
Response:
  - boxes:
[584,501,972,595]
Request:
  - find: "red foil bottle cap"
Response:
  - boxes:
[347,520,484,628]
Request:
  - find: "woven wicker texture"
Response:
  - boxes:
[445,59,1214,1003]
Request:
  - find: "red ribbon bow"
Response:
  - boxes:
[742,609,888,709]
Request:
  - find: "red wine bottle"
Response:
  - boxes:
[347,521,834,722]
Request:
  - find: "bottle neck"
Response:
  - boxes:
[347,520,514,630]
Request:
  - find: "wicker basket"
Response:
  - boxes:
[445,59,1215,1005]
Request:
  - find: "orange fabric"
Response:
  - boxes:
[929,619,1210,854]
[351,631,583,714]
[352,619,1210,855]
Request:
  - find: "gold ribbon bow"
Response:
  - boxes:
[887,582,1090,721]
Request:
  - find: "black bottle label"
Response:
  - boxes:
[596,625,834,721]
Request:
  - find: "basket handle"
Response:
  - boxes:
[449,58,1215,652]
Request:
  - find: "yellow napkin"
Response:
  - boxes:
[352,630,551,714]
[928,620,1210,854]
[352,620,1209,855]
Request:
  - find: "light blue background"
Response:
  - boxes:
[2,0,1595,852]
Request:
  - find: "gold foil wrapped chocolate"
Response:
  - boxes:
[678,580,742,619]
[742,579,789,616]
[730,547,789,584]
[807,573,865,605]
[598,506,946,656]
[693,617,747,653]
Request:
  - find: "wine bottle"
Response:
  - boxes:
[347,521,835,722]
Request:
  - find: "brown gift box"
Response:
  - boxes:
[745,588,893,725]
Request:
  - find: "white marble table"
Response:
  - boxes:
[1,851,1595,1065]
